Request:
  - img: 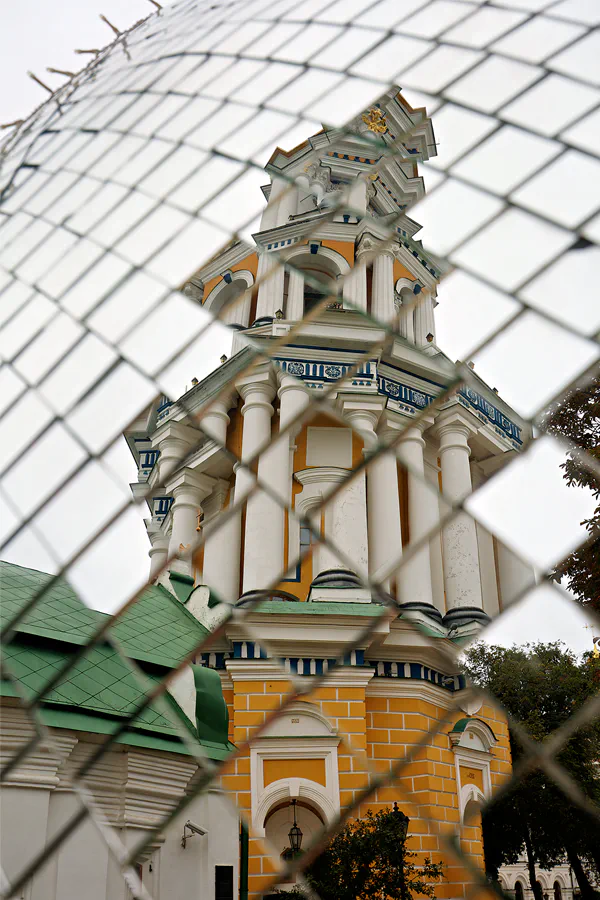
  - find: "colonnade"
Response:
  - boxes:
[147,368,529,626]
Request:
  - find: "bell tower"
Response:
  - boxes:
[126,86,531,899]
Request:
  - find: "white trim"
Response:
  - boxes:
[366,681,453,707]
[281,243,351,278]
[449,718,497,752]
[225,661,288,680]
[452,741,494,822]
[204,269,254,327]
[250,714,341,836]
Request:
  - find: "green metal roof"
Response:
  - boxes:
[0,560,231,760]
[0,560,209,667]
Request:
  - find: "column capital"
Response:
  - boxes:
[356,233,395,260]
[337,395,386,423]
[202,478,231,521]
[151,419,200,450]
[166,467,217,502]
[433,406,480,444]
[338,395,386,449]
[235,367,277,403]
[277,368,309,393]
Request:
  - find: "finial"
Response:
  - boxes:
[191,377,199,386]
[220,355,228,364]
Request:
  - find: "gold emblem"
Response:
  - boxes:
[362,107,388,134]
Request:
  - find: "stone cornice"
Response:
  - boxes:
[225,660,288,681]
[366,680,453,707]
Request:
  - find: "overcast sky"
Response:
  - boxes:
[1,1,598,656]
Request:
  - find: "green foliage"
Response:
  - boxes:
[463,642,600,896]
[543,376,600,612]
[294,807,444,900]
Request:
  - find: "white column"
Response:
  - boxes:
[343,260,367,312]
[396,421,441,618]
[340,402,386,581]
[424,454,446,616]
[295,468,348,577]
[286,267,304,320]
[367,419,403,593]
[275,179,298,226]
[273,372,310,576]
[260,175,297,230]
[371,250,395,323]
[496,540,536,608]
[346,175,367,218]
[148,526,169,581]
[166,470,216,576]
[237,375,284,594]
[255,250,285,321]
[397,287,415,344]
[201,479,237,604]
[199,393,232,445]
[414,291,436,347]
[435,409,487,626]
[471,464,500,619]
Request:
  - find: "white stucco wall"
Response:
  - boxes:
[0,712,239,900]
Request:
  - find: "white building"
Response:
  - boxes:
[499,859,575,900]
[0,560,239,900]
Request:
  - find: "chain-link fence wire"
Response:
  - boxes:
[1,0,600,896]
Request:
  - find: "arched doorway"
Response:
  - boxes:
[554,882,562,900]
[515,881,525,900]
[265,800,324,858]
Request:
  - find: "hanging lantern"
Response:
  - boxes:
[288,799,303,853]
[392,801,410,841]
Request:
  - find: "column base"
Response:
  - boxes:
[308,568,371,603]
[236,589,300,607]
[397,602,444,625]
[442,607,491,629]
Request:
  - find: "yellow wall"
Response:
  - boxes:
[263,757,326,787]
[202,252,259,300]
[221,670,512,900]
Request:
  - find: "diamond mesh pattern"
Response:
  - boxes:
[1,1,599,898]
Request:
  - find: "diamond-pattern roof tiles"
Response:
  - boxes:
[0,559,208,667]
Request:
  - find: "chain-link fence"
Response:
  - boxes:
[1,1,599,898]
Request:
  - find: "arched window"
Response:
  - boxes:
[515,881,525,900]
[281,246,350,319]
[203,271,253,327]
[554,882,562,900]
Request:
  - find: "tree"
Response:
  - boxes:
[463,642,600,899]
[272,806,444,900]
[543,376,600,613]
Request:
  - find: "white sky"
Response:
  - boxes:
[1,2,599,655]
